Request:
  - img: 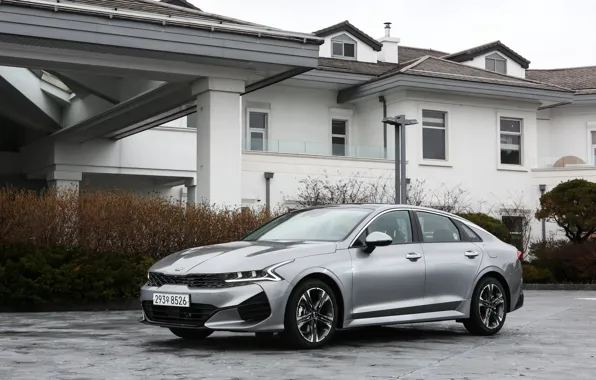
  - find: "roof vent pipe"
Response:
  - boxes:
[384,22,391,37]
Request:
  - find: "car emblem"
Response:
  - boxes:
[174,267,184,272]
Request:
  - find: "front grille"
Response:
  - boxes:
[238,292,272,322]
[148,272,230,289]
[142,301,217,326]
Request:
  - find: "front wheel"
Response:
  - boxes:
[463,277,508,335]
[169,328,213,340]
[282,279,338,349]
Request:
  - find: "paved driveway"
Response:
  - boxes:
[1,290,595,380]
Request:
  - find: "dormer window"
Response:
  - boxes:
[331,33,357,59]
[485,52,507,74]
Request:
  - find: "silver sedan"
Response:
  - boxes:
[140,204,524,349]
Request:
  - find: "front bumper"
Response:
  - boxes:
[139,279,291,332]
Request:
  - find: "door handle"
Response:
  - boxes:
[465,250,479,258]
[405,252,422,261]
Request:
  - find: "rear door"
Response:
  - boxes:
[414,211,484,309]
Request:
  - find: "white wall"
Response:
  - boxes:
[242,85,358,153]
[54,127,196,176]
[464,51,526,78]
[242,152,394,207]
[319,31,378,63]
[537,105,596,167]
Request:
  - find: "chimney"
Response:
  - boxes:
[377,22,400,64]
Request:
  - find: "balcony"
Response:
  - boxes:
[536,155,596,170]
[244,138,395,160]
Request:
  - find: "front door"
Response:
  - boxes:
[414,211,484,309]
[349,210,426,320]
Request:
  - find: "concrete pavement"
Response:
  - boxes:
[1,290,595,380]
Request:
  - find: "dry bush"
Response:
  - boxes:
[0,188,274,260]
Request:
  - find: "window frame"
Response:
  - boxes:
[421,109,448,162]
[485,52,507,74]
[413,211,464,244]
[418,104,452,167]
[498,117,523,167]
[245,108,270,152]
[331,40,356,60]
[350,209,421,248]
[586,121,596,165]
[331,119,348,157]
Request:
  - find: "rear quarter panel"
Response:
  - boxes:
[468,239,523,312]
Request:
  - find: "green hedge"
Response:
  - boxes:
[456,212,511,243]
[0,245,153,310]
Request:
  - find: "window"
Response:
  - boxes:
[502,216,524,251]
[416,212,461,243]
[422,110,447,160]
[485,52,507,74]
[356,210,413,246]
[242,207,372,242]
[331,34,356,59]
[331,119,347,156]
[456,221,483,242]
[500,118,522,165]
[247,111,268,151]
[591,131,596,165]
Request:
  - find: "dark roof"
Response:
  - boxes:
[526,66,596,92]
[317,58,396,76]
[398,46,449,63]
[161,0,201,10]
[374,56,570,92]
[314,21,383,52]
[3,0,323,44]
[442,41,531,69]
[57,0,255,25]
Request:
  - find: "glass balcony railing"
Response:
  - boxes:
[244,138,395,160]
[537,156,596,169]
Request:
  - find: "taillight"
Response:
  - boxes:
[517,251,523,261]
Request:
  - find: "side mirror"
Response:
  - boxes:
[363,231,392,253]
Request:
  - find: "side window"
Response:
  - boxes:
[416,212,461,243]
[455,220,483,242]
[356,210,413,245]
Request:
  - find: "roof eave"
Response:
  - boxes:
[444,43,531,69]
[337,73,574,104]
[314,22,383,51]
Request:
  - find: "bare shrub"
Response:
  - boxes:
[0,188,274,260]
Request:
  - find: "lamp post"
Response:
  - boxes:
[382,115,418,204]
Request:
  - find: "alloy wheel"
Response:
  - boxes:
[295,287,335,343]
[478,283,505,329]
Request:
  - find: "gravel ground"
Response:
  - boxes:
[1,290,595,380]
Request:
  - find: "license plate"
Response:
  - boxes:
[152,293,190,307]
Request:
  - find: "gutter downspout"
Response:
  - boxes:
[379,96,387,159]
[264,172,274,211]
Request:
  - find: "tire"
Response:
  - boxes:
[463,276,508,336]
[169,328,213,340]
[281,279,339,349]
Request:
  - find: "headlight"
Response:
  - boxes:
[223,260,294,284]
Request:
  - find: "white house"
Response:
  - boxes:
[1,0,596,250]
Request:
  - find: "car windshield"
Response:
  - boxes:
[243,207,373,242]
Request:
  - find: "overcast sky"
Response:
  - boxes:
[194,0,596,69]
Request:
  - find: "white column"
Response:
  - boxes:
[46,171,82,195]
[193,78,244,207]
[186,185,197,204]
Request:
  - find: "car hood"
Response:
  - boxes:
[149,240,337,274]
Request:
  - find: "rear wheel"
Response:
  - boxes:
[169,328,213,340]
[463,277,507,335]
[282,279,338,349]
